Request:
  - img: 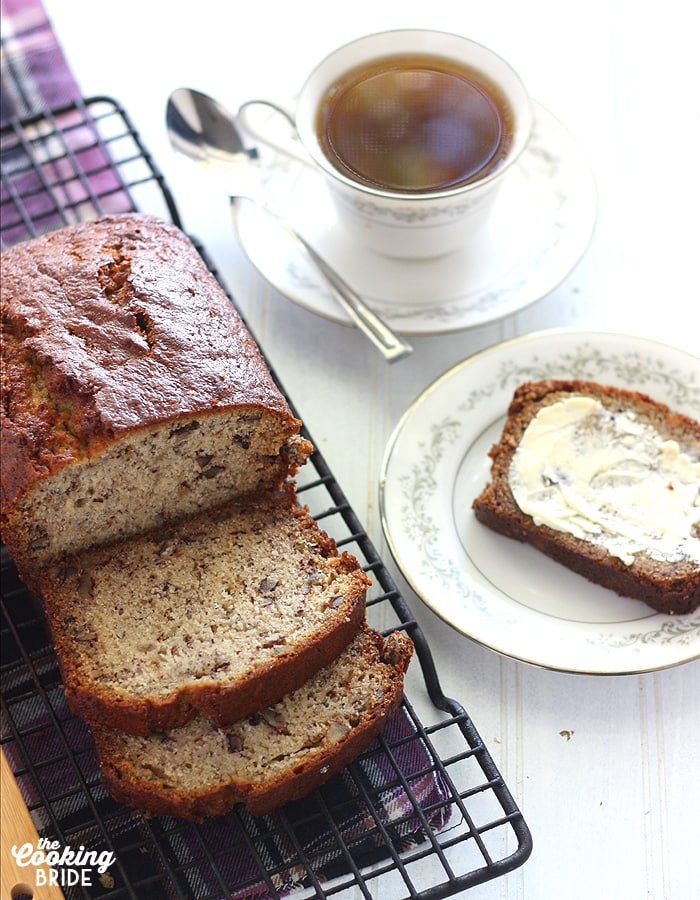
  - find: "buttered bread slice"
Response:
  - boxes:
[91,626,414,821]
[473,379,700,614]
[41,487,369,735]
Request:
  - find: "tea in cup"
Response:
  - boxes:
[239,30,533,259]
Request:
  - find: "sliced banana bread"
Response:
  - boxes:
[40,487,369,735]
[1,214,312,592]
[90,626,414,821]
[472,379,700,613]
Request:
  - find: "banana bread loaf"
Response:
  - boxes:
[90,626,414,821]
[472,379,700,614]
[1,214,312,592]
[40,486,369,735]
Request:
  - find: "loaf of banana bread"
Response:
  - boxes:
[1,214,312,592]
[2,214,409,822]
[472,379,700,613]
[90,626,414,821]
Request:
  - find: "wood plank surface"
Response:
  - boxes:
[1,751,64,900]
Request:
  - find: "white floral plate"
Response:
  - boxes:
[235,102,597,335]
[379,329,700,674]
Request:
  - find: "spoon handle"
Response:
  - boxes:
[230,196,412,363]
[296,237,413,362]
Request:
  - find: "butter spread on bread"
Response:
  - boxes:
[473,379,700,614]
[510,395,700,565]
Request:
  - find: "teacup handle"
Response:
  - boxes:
[237,100,314,167]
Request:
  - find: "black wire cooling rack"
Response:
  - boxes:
[1,97,532,899]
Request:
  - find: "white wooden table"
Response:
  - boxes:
[40,1,700,897]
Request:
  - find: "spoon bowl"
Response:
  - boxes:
[167,88,257,167]
[166,88,412,362]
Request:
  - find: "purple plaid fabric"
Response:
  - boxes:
[1,0,130,246]
[1,0,81,119]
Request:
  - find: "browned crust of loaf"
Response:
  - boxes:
[472,379,700,614]
[41,490,371,735]
[92,629,414,821]
[0,213,305,520]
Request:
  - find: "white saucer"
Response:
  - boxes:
[235,102,597,335]
[379,329,700,674]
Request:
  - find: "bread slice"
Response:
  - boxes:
[90,626,413,821]
[472,380,700,614]
[1,214,312,593]
[40,487,369,735]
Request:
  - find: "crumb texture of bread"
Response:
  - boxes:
[472,379,700,614]
[91,627,414,821]
[1,213,312,590]
[41,486,370,734]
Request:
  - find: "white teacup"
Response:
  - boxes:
[239,29,533,259]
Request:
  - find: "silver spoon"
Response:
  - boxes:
[166,88,412,363]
